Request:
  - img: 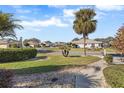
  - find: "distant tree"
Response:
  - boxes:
[95,36,114,48]
[45,41,52,44]
[23,38,41,44]
[0,11,23,39]
[29,38,41,43]
[72,38,79,41]
[73,8,97,56]
[113,25,124,61]
[95,37,114,43]
[23,38,41,47]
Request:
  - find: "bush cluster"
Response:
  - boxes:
[0,69,14,88]
[0,48,37,62]
[103,66,124,88]
[104,54,113,64]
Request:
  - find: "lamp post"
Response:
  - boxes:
[103,48,106,56]
[20,37,23,49]
[102,43,106,56]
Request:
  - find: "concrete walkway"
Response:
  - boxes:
[75,57,109,88]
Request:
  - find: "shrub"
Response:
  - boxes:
[0,48,37,62]
[59,45,71,57]
[104,54,113,64]
[9,44,19,48]
[0,69,14,88]
[103,66,124,88]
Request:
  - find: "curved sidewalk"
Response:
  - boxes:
[75,56,110,88]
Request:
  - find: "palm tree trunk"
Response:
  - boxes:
[83,34,86,56]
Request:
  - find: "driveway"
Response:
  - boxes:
[75,58,109,88]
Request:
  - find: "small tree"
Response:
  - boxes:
[59,45,71,57]
[113,25,124,61]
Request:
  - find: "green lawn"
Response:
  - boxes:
[44,47,117,53]
[43,47,102,52]
[103,65,124,88]
[105,48,117,52]
[0,53,101,75]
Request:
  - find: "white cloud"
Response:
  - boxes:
[21,17,68,28]
[19,15,28,19]
[95,11,106,19]
[11,5,32,14]
[18,15,33,20]
[27,27,41,32]
[48,5,66,8]
[96,5,124,11]
[63,9,76,17]
[16,9,31,14]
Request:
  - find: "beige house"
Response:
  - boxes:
[27,41,40,48]
[0,39,20,48]
[72,39,103,48]
[0,40,9,48]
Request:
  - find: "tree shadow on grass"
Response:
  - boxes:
[12,65,63,75]
[12,65,101,88]
[0,56,48,64]
[12,65,87,75]
[27,56,48,61]
[75,74,101,88]
[92,66,101,72]
[37,50,55,53]
[69,55,81,57]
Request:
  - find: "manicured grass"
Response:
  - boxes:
[0,53,101,75]
[103,65,124,88]
[43,47,102,52]
[43,47,60,51]
[105,48,117,52]
[39,47,117,53]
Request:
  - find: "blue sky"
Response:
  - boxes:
[0,5,124,42]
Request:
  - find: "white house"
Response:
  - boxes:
[72,39,103,48]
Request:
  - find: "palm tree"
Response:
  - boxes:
[0,11,23,39]
[73,8,97,56]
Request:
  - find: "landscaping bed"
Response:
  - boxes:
[103,64,124,88]
[12,69,76,88]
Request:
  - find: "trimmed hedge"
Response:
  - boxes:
[103,65,124,88]
[0,48,37,62]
